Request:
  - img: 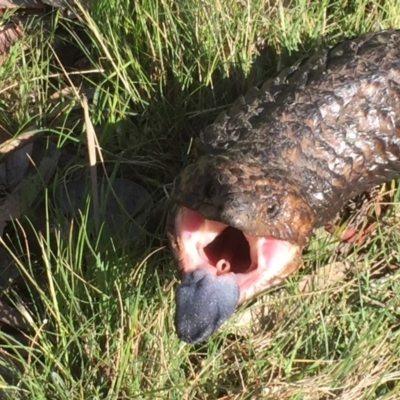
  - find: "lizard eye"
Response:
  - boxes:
[265,203,279,219]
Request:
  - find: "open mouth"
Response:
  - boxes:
[174,206,300,303]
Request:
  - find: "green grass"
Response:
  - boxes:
[1,0,400,398]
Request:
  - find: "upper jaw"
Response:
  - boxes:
[168,205,304,304]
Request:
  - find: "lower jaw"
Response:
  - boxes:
[168,206,304,304]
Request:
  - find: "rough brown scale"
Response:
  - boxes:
[169,30,400,343]
[173,30,400,245]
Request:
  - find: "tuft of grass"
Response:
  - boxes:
[0,0,400,399]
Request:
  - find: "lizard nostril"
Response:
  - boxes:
[204,181,217,199]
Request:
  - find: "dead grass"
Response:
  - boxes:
[0,0,400,399]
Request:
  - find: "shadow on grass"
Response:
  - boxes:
[2,9,398,398]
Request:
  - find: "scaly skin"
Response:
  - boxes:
[168,30,400,343]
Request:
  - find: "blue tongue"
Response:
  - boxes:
[175,270,240,343]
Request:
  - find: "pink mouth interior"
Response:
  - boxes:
[175,207,298,302]
[204,227,251,274]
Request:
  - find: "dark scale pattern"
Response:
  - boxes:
[172,30,400,243]
[168,30,400,342]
